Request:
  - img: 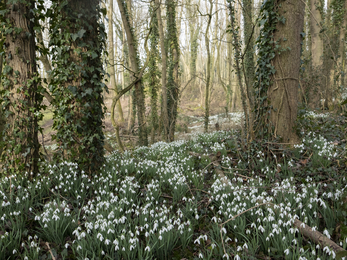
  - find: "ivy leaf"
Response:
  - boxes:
[77,29,86,39]
[91,51,98,59]
[71,33,78,42]
[68,85,77,96]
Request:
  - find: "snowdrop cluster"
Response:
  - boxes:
[1,131,346,259]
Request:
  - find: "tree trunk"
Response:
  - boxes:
[148,3,160,144]
[188,0,199,88]
[227,1,251,141]
[309,0,324,108]
[49,0,106,174]
[322,0,334,109]
[338,1,346,90]
[268,0,304,143]
[204,0,213,133]
[166,0,180,142]
[243,0,255,108]
[117,0,148,146]
[108,0,124,123]
[1,0,42,176]
[155,0,169,141]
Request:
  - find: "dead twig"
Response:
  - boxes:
[46,242,56,260]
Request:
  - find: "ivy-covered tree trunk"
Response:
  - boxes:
[187,0,199,85]
[0,0,43,177]
[242,0,255,108]
[148,3,160,144]
[117,0,148,146]
[338,1,346,89]
[166,0,180,142]
[155,0,169,142]
[49,0,106,174]
[227,0,251,141]
[268,0,304,143]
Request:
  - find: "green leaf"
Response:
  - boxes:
[77,29,86,38]
[84,88,93,96]
[336,251,347,260]
[71,33,78,42]
[91,51,98,59]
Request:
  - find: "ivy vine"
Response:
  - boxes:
[166,0,179,142]
[253,0,282,139]
[146,3,160,143]
[0,0,45,178]
[48,0,107,175]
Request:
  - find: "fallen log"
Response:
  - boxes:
[294,218,345,254]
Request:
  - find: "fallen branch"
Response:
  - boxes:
[266,201,346,255]
[45,242,56,260]
[294,218,345,253]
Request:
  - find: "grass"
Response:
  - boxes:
[0,111,347,260]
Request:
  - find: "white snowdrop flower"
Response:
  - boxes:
[284,249,290,255]
[65,243,69,248]
[237,246,242,251]
[233,254,240,260]
[13,249,17,254]
[312,250,316,255]
[159,235,162,240]
[323,229,331,239]
[299,247,304,253]
[258,225,265,233]
[198,252,204,258]
[243,243,248,249]
[77,245,82,250]
[24,257,28,260]
[331,250,336,258]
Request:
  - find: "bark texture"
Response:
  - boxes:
[166,0,180,142]
[309,0,324,108]
[269,0,305,143]
[1,0,41,176]
[155,0,169,142]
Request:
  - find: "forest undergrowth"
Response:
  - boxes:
[1,110,347,260]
